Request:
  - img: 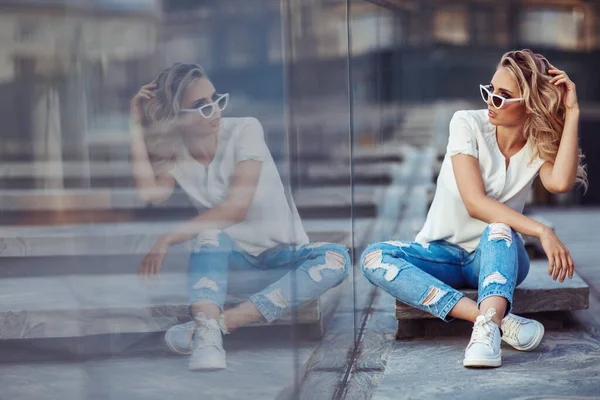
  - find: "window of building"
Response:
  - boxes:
[519,8,585,50]
[433,7,469,45]
[350,10,395,55]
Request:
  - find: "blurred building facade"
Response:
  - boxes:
[1,0,599,199]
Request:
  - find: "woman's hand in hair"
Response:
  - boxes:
[539,227,574,283]
[138,235,170,277]
[131,81,157,123]
[548,66,578,111]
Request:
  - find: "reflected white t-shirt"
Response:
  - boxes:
[169,117,309,256]
[415,109,545,252]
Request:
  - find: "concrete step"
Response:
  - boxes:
[0,270,328,341]
[0,160,402,189]
[0,218,374,259]
[0,222,366,341]
[299,162,403,186]
[0,185,386,225]
[331,143,410,165]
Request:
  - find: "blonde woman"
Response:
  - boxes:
[129,63,350,371]
[361,49,586,368]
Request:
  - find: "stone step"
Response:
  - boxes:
[0,185,387,225]
[0,160,403,189]
[334,143,410,165]
[0,161,131,179]
[0,218,374,259]
[395,260,589,338]
[0,270,330,341]
[299,162,403,186]
[0,219,365,342]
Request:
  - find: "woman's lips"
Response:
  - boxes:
[210,118,221,127]
[488,109,497,117]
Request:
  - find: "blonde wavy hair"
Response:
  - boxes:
[499,49,587,190]
[140,63,208,171]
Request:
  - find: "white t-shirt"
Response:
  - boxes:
[169,117,309,256]
[415,109,545,252]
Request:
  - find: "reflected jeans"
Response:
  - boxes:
[188,230,351,322]
[360,223,530,321]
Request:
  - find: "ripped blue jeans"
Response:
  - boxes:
[188,230,351,323]
[360,223,530,321]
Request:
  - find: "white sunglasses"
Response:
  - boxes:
[480,85,523,109]
[180,93,229,118]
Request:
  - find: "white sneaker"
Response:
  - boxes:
[165,321,195,355]
[165,315,229,356]
[188,313,227,371]
[463,308,502,368]
[501,313,545,351]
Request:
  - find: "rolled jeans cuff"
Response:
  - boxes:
[189,293,224,312]
[250,293,282,323]
[437,291,465,322]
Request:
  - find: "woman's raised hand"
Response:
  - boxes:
[130,81,156,123]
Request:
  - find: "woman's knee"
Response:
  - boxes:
[481,223,517,246]
[325,244,351,281]
[306,243,351,284]
[191,230,234,253]
[360,242,400,282]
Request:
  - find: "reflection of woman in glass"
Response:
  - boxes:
[129,63,350,371]
[361,50,586,368]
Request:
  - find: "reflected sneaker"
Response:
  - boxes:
[165,321,195,355]
[188,313,227,371]
[165,315,229,356]
[463,308,502,368]
[501,313,545,351]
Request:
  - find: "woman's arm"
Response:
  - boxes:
[538,109,580,193]
[129,82,175,204]
[162,159,261,245]
[452,154,548,237]
[539,66,581,193]
[138,159,261,276]
[452,154,574,282]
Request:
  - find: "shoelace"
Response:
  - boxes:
[195,323,222,349]
[469,309,497,348]
[502,316,522,342]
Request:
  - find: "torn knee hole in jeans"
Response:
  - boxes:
[421,286,446,306]
[193,230,221,251]
[482,272,507,287]
[192,277,219,292]
[363,249,400,281]
[307,250,347,283]
[488,223,512,247]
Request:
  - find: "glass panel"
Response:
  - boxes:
[0,0,354,398]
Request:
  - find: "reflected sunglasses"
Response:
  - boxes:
[180,93,229,118]
[480,85,523,109]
